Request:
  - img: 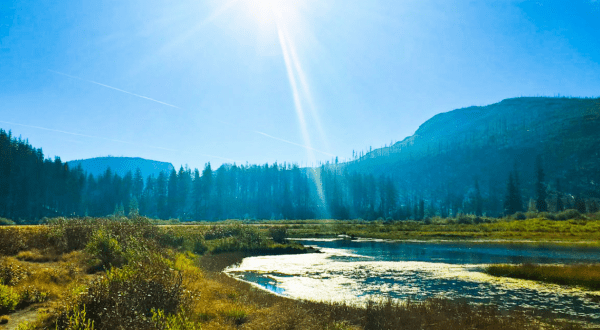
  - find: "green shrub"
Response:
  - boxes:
[157,230,185,249]
[60,305,95,330]
[0,284,19,313]
[555,209,583,221]
[192,239,208,255]
[85,230,125,270]
[512,212,526,220]
[0,258,28,286]
[525,211,538,219]
[539,212,555,220]
[48,217,161,254]
[268,227,288,244]
[456,214,472,224]
[19,285,49,305]
[56,253,189,330]
[152,308,199,330]
[0,218,15,226]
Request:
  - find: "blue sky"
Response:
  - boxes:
[1,0,599,170]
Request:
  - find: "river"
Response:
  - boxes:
[225,239,600,324]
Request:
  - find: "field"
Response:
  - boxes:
[1,216,598,329]
[257,213,600,244]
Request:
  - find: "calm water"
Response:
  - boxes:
[226,239,600,324]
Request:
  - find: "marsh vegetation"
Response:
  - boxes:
[1,217,598,329]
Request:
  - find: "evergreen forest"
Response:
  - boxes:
[1,128,597,224]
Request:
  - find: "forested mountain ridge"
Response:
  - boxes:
[343,97,600,216]
[2,97,599,222]
[67,157,174,180]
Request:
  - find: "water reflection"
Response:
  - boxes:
[226,239,600,324]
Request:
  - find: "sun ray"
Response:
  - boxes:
[283,29,331,153]
[274,13,329,216]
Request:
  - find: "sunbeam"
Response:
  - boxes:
[273,9,330,216]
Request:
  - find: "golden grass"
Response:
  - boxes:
[486,263,600,290]
[15,249,59,263]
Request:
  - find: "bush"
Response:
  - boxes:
[56,254,189,330]
[525,211,538,219]
[555,209,583,221]
[268,227,288,244]
[192,239,208,255]
[152,308,198,330]
[512,212,526,220]
[85,230,125,270]
[457,214,472,224]
[539,212,556,220]
[0,258,28,286]
[0,284,19,313]
[48,217,160,254]
[56,305,95,330]
[0,218,15,226]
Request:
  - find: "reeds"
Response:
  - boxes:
[486,263,600,290]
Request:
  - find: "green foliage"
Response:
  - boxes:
[555,209,583,220]
[19,285,49,305]
[48,217,160,254]
[0,284,19,313]
[268,227,288,243]
[0,258,28,286]
[61,305,95,330]
[85,229,125,269]
[56,254,189,330]
[0,218,15,226]
[151,308,199,330]
[192,238,208,255]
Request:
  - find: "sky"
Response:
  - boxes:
[1,0,600,171]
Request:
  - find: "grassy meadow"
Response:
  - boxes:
[272,211,600,244]
[0,215,598,329]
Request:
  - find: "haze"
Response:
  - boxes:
[1,0,599,169]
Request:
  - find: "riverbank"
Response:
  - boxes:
[277,217,600,245]
[486,263,600,290]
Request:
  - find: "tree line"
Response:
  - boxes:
[1,129,597,223]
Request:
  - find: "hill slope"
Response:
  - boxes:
[67,156,174,179]
[343,97,600,215]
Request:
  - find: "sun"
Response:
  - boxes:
[246,0,290,25]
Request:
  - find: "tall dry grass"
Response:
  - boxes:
[486,263,600,290]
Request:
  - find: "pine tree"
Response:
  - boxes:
[555,179,564,212]
[167,169,178,218]
[504,171,523,215]
[474,179,483,217]
[535,156,547,212]
[156,171,168,219]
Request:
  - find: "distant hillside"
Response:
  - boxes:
[67,157,174,179]
[342,97,600,215]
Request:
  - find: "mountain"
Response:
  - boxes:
[342,97,600,215]
[67,157,175,179]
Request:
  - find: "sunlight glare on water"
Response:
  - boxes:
[225,242,600,323]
